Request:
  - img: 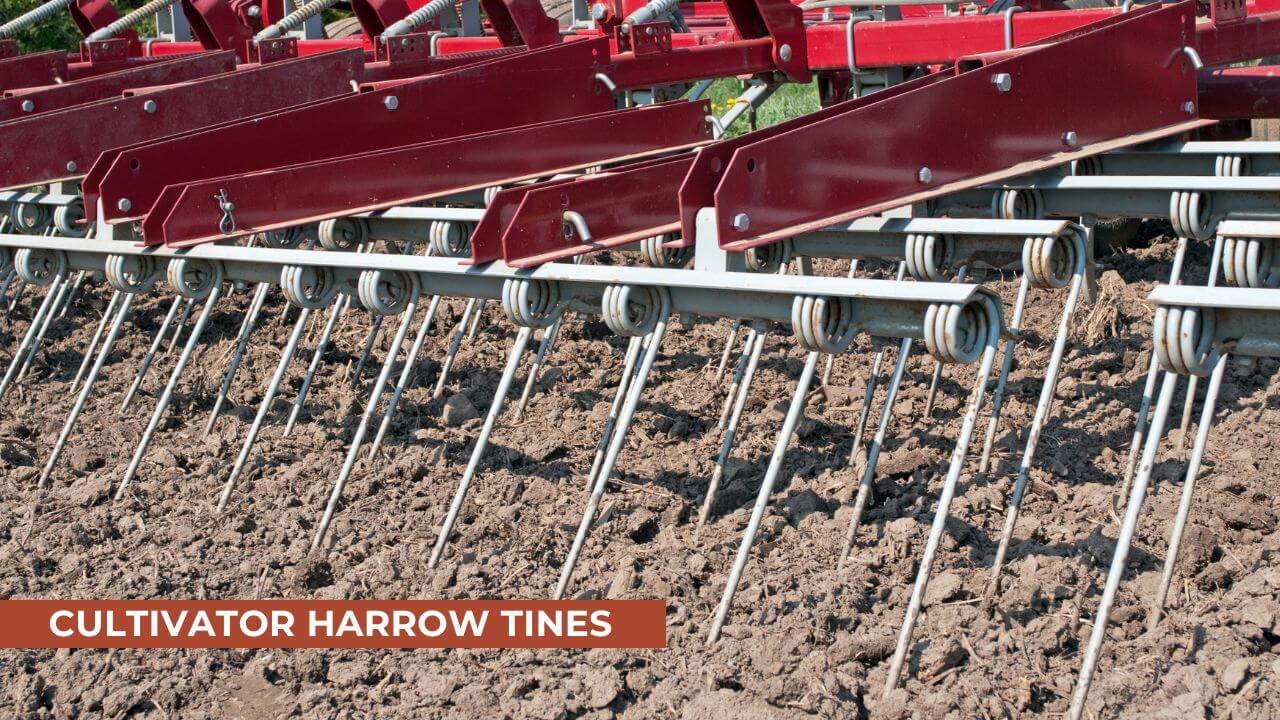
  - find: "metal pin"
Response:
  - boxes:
[554,316,669,600]
[431,297,479,399]
[116,286,223,499]
[38,293,136,488]
[119,296,183,413]
[1068,371,1180,720]
[369,294,443,457]
[706,350,820,642]
[71,289,123,393]
[978,274,1032,475]
[313,297,422,552]
[513,310,565,422]
[218,305,315,510]
[838,337,913,566]
[284,295,348,436]
[203,282,271,437]
[700,329,766,525]
[0,272,66,400]
[427,326,534,569]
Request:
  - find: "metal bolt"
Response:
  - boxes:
[20,99,34,112]
[65,161,76,173]
[401,38,410,47]
[779,44,792,62]
[1062,130,1078,147]
[917,167,933,184]
[142,99,157,114]
[384,95,399,110]
[1182,100,1196,115]
[732,213,750,232]
[591,2,607,20]
[117,198,132,212]
[991,73,1012,93]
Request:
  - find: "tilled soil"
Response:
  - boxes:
[0,236,1277,719]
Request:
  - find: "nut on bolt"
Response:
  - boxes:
[732,213,750,232]
[20,99,34,112]
[779,44,793,62]
[1062,130,1078,147]
[117,198,132,212]
[917,167,933,184]
[65,161,77,173]
[991,73,1012,93]
[142,99,158,114]
[384,95,400,110]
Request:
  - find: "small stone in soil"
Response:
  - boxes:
[441,393,478,426]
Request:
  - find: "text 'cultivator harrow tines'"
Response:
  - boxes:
[0,0,1279,715]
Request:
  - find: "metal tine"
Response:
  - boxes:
[1117,236,1189,510]
[699,327,767,526]
[1068,370,1181,720]
[1149,352,1228,632]
[312,293,423,552]
[977,274,1032,475]
[5,279,27,315]
[368,293,443,457]
[847,262,909,450]
[466,298,486,341]
[0,270,67,401]
[513,310,566,422]
[431,297,479,399]
[349,314,384,386]
[116,285,223,499]
[165,297,195,354]
[38,293,137,488]
[218,303,316,510]
[922,266,969,416]
[714,320,742,382]
[118,296,183,414]
[56,270,86,319]
[883,325,1002,695]
[838,336,913,568]
[983,251,1088,600]
[706,350,820,642]
[821,260,860,387]
[1174,235,1225,449]
[716,327,755,430]
[284,294,348,436]
[0,268,15,311]
[427,325,535,569]
[70,289,123,393]
[584,334,646,491]
[202,281,272,438]
[16,272,72,379]
[554,309,671,600]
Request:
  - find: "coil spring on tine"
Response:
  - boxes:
[601,284,669,337]
[1222,236,1280,289]
[104,253,158,293]
[358,268,420,315]
[484,186,502,206]
[318,218,368,252]
[53,203,88,238]
[428,220,474,258]
[166,257,224,300]
[924,294,998,365]
[1070,155,1104,176]
[10,202,52,235]
[1153,305,1220,377]
[262,227,307,249]
[904,233,953,281]
[1022,232,1080,290]
[501,277,562,328]
[1215,154,1247,178]
[992,188,1044,220]
[639,234,691,268]
[1169,190,1214,241]
[791,295,858,353]
[281,264,338,310]
[14,248,66,286]
[743,239,792,274]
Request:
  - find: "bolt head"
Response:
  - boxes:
[732,213,750,232]
[991,72,1012,93]
[383,95,399,110]
[1062,130,1078,147]
[591,2,607,19]
[779,44,792,62]
[1182,100,1196,115]
[142,99,157,114]
[117,198,132,212]
[65,161,77,173]
[20,99,34,112]
[917,167,933,184]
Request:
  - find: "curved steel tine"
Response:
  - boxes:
[984,263,1087,601]
[716,328,755,431]
[839,336,913,567]
[369,293,443,457]
[1117,236,1188,511]
[71,290,122,393]
[4,278,26,315]
[116,286,223,499]
[714,320,741,382]
[1175,235,1224,449]
[848,262,907,451]
[427,326,534,569]
[977,274,1032,475]
[218,305,315,511]
[513,310,565,422]
[16,273,72,379]
[313,296,421,552]
[585,335,645,491]
[118,296,183,414]
[203,282,272,438]
[1149,353,1228,632]
[821,260,860,387]
[700,328,767,526]
[555,316,669,600]
[707,350,820,642]
[56,270,86,319]
[0,271,66,401]
[285,295,349,436]
[432,297,478,399]
[39,293,136,488]
[1069,371,1180,720]
[466,298,486,341]
[349,313,383,387]
[165,297,195,354]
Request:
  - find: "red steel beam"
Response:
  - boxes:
[0,51,69,93]
[469,177,581,265]
[1199,66,1280,118]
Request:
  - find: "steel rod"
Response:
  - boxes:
[284,296,347,436]
[700,329,766,525]
[369,294,443,457]
[70,289,122,393]
[0,272,65,400]
[118,296,183,414]
[977,274,1032,474]
[203,282,271,437]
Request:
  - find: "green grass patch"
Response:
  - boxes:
[689,78,820,137]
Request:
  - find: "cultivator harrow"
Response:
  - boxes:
[2,0,1280,713]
